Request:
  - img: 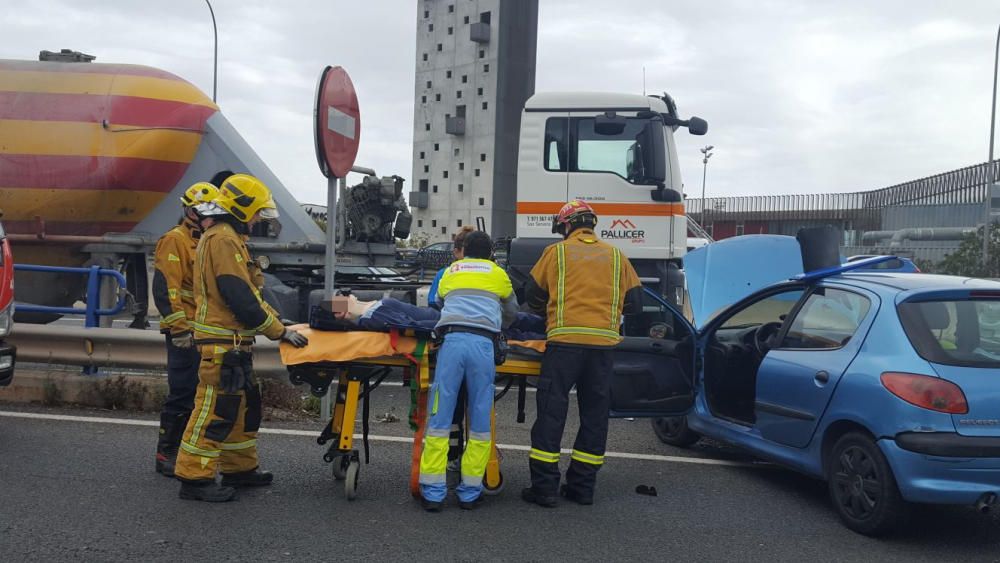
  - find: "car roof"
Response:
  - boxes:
[832,272,1000,292]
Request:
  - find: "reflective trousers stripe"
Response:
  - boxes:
[191,322,256,338]
[219,439,257,451]
[419,435,449,484]
[180,441,220,458]
[530,448,560,463]
[571,449,604,466]
[186,384,215,450]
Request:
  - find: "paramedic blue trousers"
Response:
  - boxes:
[419,331,495,503]
[529,344,613,500]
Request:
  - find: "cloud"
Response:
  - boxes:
[2,0,999,207]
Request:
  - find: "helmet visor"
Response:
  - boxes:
[259,206,279,220]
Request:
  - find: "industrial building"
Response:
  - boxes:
[687,160,1000,265]
[409,0,539,242]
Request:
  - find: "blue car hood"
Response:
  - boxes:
[685,235,804,327]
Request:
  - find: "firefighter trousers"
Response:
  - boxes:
[156,336,200,458]
[529,344,613,499]
[174,344,262,482]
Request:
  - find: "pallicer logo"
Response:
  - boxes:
[602,219,645,242]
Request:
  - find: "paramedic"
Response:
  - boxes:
[418,231,518,511]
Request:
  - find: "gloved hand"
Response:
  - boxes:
[220,350,249,393]
[171,333,194,349]
[281,328,309,348]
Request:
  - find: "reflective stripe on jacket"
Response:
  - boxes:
[152,218,200,335]
[436,258,518,333]
[529,228,641,346]
[192,222,285,344]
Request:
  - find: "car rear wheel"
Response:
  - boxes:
[827,432,907,536]
[651,416,700,448]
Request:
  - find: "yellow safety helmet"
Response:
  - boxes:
[213,174,279,223]
[179,182,221,207]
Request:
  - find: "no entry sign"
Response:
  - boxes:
[314,65,361,178]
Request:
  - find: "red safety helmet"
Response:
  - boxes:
[552,200,598,235]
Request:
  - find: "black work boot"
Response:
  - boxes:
[521,487,558,508]
[221,469,274,488]
[178,480,237,502]
[560,484,594,506]
[155,413,182,477]
[458,496,483,511]
[420,498,443,513]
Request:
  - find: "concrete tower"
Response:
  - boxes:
[409,0,538,242]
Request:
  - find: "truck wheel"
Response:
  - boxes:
[651,416,700,447]
[827,432,907,536]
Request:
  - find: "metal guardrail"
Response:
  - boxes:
[13,264,127,327]
[8,324,286,377]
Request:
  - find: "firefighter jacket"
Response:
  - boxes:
[191,221,285,344]
[152,218,201,336]
[527,228,642,346]
[436,258,518,333]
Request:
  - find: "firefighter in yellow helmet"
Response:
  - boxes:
[152,181,220,477]
[174,174,309,502]
[521,200,642,508]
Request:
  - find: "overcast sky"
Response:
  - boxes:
[3,0,1000,205]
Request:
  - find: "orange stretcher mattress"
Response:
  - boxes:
[279,327,422,366]
[279,325,547,368]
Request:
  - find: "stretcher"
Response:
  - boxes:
[279,326,543,500]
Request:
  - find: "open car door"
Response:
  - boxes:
[610,288,696,418]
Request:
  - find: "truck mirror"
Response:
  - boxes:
[687,116,708,136]
[594,112,627,135]
[637,119,666,184]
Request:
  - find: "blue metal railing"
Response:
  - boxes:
[13,264,128,328]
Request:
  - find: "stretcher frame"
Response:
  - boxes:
[287,347,541,501]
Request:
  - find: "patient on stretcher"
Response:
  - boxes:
[329,294,547,339]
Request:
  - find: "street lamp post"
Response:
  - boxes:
[985,24,999,271]
[700,145,714,225]
[205,0,218,103]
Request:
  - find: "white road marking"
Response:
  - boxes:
[0,410,763,468]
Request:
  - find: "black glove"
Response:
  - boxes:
[220,349,249,393]
[281,328,309,348]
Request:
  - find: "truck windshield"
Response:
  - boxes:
[898,299,1000,368]
[544,117,664,184]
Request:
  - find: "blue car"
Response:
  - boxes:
[619,235,999,536]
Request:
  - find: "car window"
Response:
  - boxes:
[720,289,804,329]
[780,288,871,350]
[623,289,686,339]
[899,299,1000,368]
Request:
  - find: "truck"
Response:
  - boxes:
[508,92,707,305]
[0,52,413,324]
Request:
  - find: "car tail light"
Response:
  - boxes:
[880,372,968,414]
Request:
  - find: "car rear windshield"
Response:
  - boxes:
[898,299,1000,368]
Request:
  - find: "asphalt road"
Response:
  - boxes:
[1,382,999,562]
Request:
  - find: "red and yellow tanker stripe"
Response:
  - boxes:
[0,60,218,236]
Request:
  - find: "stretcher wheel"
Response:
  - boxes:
[482,472,504,496]
[331,455,349,480]
[345,460,360,501]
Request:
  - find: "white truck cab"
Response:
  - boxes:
[511,92,707,304]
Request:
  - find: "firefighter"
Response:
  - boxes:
[418,231,518,511]
[521,200,642,508]
[174,174,309,502]
[152,181,220,477]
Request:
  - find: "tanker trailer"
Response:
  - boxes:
[0,53,327,322]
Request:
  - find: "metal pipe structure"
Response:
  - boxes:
[861,227,978,246]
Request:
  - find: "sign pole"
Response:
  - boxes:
[324,174,338,301]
